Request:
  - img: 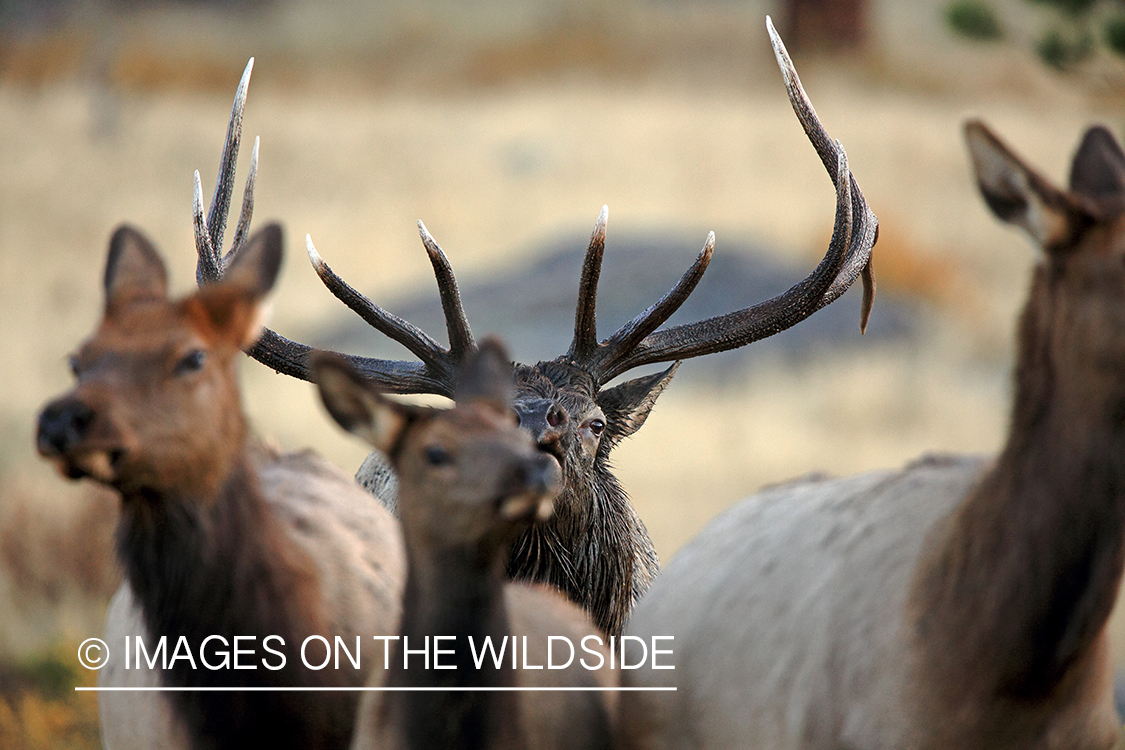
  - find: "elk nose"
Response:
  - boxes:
[514,400,568,443]
[37,398,95,457]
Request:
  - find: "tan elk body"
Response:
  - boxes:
[313,342,616,750]
[619,123,1125,749]
[36,223,404,750]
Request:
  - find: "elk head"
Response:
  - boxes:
[37,222,282,498]
[966,121,1125,409]
[190,19,878,634]
[314,339,561,556]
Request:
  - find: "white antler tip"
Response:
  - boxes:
[193,170,204,208]
[306,234,325,272]
[417,220,438,249]
[705,231,716,250]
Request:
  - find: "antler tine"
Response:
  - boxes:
[417,221,476,360]
[569,205,609,361]
[592,232,714,373]
[224,136,258,266]
[767,15,877,329]
[194,171,220,285]
[305,234,457,384]
[207,57,253,260]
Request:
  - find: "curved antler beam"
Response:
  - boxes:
[565,15,878,387]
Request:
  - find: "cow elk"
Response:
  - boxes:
[618,121,1125,749]
[313,341,616,750]
[198,18,878,637]
[36,216,404,749]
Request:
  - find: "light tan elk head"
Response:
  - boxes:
[191,19,877,636]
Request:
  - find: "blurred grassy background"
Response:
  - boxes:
[3,0,1125,746]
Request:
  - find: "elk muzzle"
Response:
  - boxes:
[36,395,126,483]
[514,399,568,459]
[497,453,562,524]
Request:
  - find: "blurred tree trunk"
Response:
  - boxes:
[780,0,868,52]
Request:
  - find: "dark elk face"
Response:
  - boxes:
[37,224,282,497]
[511,360,675,514]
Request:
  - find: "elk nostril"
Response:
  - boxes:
[546,406,566,428]
[37,400,95,455]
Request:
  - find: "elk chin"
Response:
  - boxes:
[53,448,125,485]
[498,492,556,524]
[497,455,561,523]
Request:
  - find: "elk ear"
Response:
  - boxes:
[196,223,283,348]
[225,223,284,298]
[312,352,410,455]
[964,120,1086,252]
[455,338,514,413]
[104,225,168,309]
[596,362,678,449]
[1069,125,1125,201]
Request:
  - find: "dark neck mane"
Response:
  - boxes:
[914,276,1125,704]
[507,464,646,637]
[116,449,359,750]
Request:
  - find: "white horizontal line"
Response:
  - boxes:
[77,686,676,693]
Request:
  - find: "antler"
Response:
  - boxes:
[566,15,877,387]
[196,17,876,397]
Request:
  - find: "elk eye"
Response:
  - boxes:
[175,349,207,375]
[424,445,452,466]
[588,419,605,437]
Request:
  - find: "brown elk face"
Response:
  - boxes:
[966,122,1125,380]
[36,224,282,497]
[314,340,562,551]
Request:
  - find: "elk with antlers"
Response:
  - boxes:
[195,18,877,637]
[36,213,404,747]
[618,121,1125,749]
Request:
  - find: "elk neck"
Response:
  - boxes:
[386,515,527,750]
[115,441,356,749]
[913,264,1125,703]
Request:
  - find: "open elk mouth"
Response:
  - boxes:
[57,448,127,484]
[536,442,565,474]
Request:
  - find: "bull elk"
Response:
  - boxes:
[619,122,1125,748]
[195,17,877,637]
[314,341,616,750]
[36,218,404,750]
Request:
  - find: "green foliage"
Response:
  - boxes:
[1026,0,1101,18]
[1036,25,1095,68]
[946,0,1005,40]
[946,0,1125,71]
[1104,14,1125,55]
